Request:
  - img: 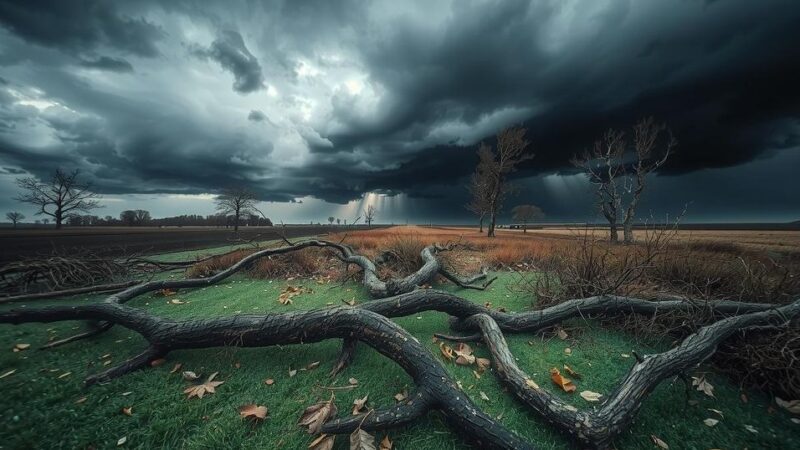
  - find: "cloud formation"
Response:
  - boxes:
[0,0,798,221]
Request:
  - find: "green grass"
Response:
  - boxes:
[1,270,798,449]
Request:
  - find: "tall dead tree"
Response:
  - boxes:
[15,169,102,229]
[511,204,543,233]
[215,187,258,232]
[364,205,376,227]
[465,170,491,233]
[5,211,24,228]
[479,127,534,237]
[573,118,674,244]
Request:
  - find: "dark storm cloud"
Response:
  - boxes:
[248,110,267,122]
[0,0,163,57]
[78,56,134,72]
[0,0,798,220]
[197,30,265,94]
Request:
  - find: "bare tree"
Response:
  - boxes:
[6,211,24,228]
[511,204,544,233]
[465,170,491,233]
[336,218,341,225]
[134,210,151,225]
[573,118,674,244]
[478,127,534,237]
[364,205,376,227]
[15,169,102,229]
[215,188,258,232]
[120,210,137,226]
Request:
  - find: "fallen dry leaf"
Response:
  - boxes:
[182,371,200,381]
[264,378,275,386]
[692,376,715,398]
[776,397,800,415]
[150,358,166,368]
[184,373,224,399]
[380,435,393,449]
[525,378,540,389]
[352,395,369,415]
[169,299,185,305]
[348,377,358,386]
[306,361,320,370]
[744,424,758,434]
[298,396,338,434]
[564,347,572,356]
[58,371,72,379]
[650,434,669,449]
[289,368,298,377]
[0,369,16,379]
[564,364,582,380]
[239,404,268,421]
[550,368,577,393]
[308,434,335,450]
[454,343,476,366]
[557,329,568,340]
[703,418,719,427]
[439,343,455,362]
[580,390,602,402]
[122,406,132,416]
[476,357,491,373]
[75,396,88,404]
[394,389,408,402]
[13,343,30,352]
[479,391,490,401]
[155,288,177,296]
[707,408,724,418]
[350,428,377,450]
[169,363,182,374]
[278,285,311,305]
[117,436,127,446]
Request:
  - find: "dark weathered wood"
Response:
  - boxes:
[0,280,139,304]
[0,303,533,450]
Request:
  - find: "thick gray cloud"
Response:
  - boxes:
[0,0,798,222]
[196,30,265,94]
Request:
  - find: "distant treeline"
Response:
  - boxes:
[62,211,273,228]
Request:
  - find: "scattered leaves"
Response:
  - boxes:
[549,368,576,393]
[13,343,30,352]
[169,363,182,374]
[264,378,275,386]
[454,343,476,366]
[557,329,568,340]
[380,435,393,449]
[348,377,358,386]
[121,406,132,416]
[239,404,268,422]
[306,361,320,371]
[155,288,177,296]
[580,390,602,402]
[298,395,338,434]
[184,372,223,399]
[692,376,715,398]
[350,428,377,450]
[475,357,491,373]
[439,343,455,361]
[650,435,669,449]
[278,285,311,305]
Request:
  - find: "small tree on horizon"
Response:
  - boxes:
[364,205,376,227]
[15,169,102,229]
[215,187,259,232]
[328,216,335,225]
[6,211,24,228]
[511,204,544,233]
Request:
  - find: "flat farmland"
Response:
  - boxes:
[0,225,380,265]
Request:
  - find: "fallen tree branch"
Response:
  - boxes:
[0,303,532,450]
[0,280,139,305]
[441,300,799,448]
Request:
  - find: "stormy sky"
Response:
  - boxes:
[0,0,799,224]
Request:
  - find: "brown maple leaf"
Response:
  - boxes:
[184,372,224,399]
[298,395,337,434]
[239,404,268,421]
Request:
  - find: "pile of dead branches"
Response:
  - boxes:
[0,238,797,449]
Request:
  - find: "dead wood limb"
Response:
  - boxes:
[0,280,139,305]
[0,304,532,450]
[440,301,800,449]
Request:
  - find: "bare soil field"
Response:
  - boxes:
[0,225,380,265]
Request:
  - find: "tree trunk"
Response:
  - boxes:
[609,221,618,243]
[523,222,527,233]
[478,215,484,233]
[487,211,496,237]
[623,221,634,244]
[55,209,63,229]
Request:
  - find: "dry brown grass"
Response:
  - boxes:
[186,246,332,279]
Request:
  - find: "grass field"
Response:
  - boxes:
[1,238,798,450]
